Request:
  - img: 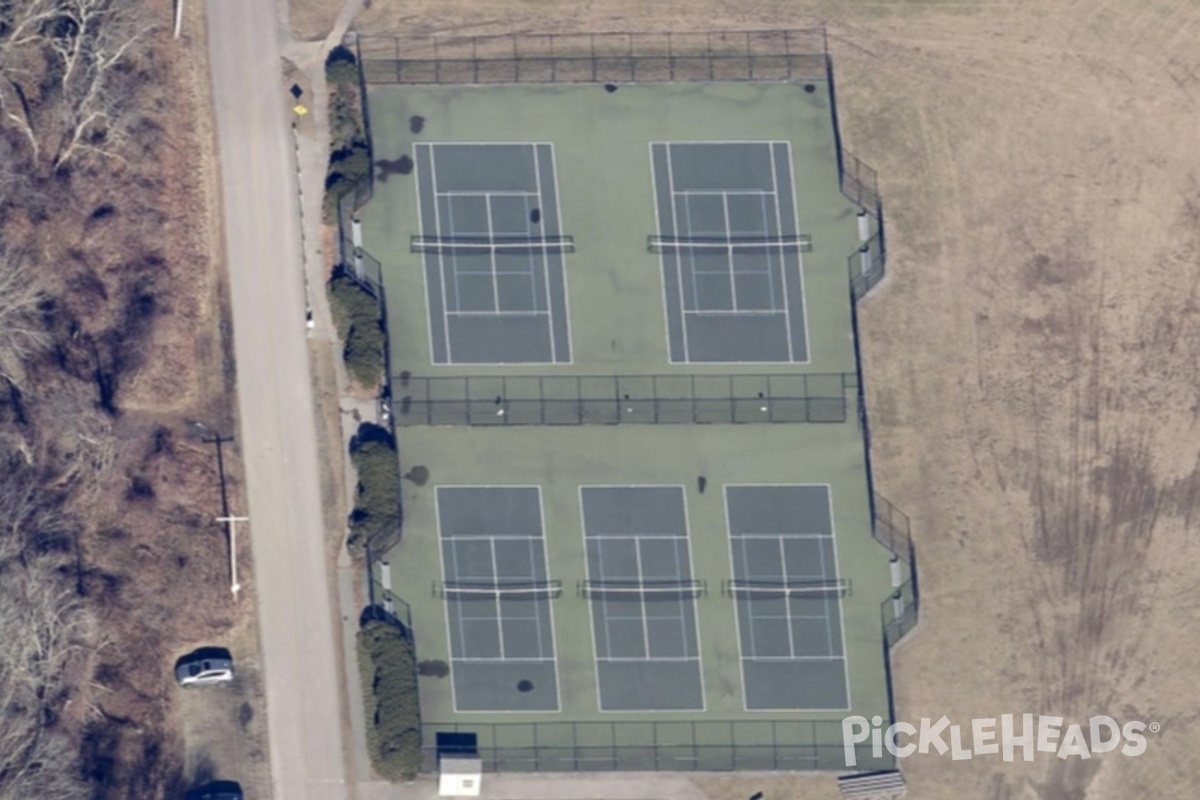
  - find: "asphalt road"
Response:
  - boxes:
[206,2,350,798]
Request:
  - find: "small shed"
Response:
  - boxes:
[438,756,482,797]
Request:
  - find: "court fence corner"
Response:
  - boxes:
[872,492,919,649]
[840,148,887,300]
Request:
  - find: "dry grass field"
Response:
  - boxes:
[289,1,1200,798]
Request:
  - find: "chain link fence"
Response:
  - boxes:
[359,29,829,86]
[421,719,893,773]
[392,372,857,426]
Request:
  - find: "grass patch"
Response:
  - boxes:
[358,619,422,781]
[327,270,384,388]
[347,422,401,555]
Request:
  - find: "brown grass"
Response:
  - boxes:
[290,0,1200,798]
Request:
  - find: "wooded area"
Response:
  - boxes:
[0,2,239,797]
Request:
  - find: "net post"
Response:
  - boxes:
[433,37,440,83]
[652,375,659,423]
[472,36,478,84]
[707,32,714,80]
[746,31,753,81]
[728,374,734,422]
[550,33,556,82]
[691,375,697,423]
[513,34,519,82]
[628,32,635,82]
[465,376,473,424]
[576,376,583,424]
[501,376,508,425]
[591,34,597,82]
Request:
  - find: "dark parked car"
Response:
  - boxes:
[186,780,243,800]
[174,647,234,687]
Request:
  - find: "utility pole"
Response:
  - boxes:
[217,515,249,599]
[203,431,243,600]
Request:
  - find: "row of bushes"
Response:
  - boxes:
[358,619,422,780]
[347,422,401,555]
[324,46,370,222]
[327,271,384,388]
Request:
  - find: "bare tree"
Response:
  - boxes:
[0,0,151,172]
[0,449,90,800]
[0,566,91,800]
[0,249,50,391]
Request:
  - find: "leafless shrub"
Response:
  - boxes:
[0,0,153,173]
[0,249,51,391]
[0,451,91,800]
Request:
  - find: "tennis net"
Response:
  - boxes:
[435,580,563,602]
[647,234,812,254]
[411,234,576,255]
[723,578,851,600]
[578,579,707,602]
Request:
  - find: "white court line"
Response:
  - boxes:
[679,486,708,711]
[532,144,556,360]
[577,490,608,710]
[632,539,652,659]
[784,141,813,365]
[445,309,550,318]
[427,145,453,363]
[582,532,687,540]
[412,144,442,368]
[596,656,700,663]
[648,143,679,366]
[741,655,848,663]
[452,656,559,663]
[433,489,462,713]
[488,539,504,659]
[680,185,706,315]
[778,537,797,657]
[730,532,834,540]
[546,142,575,365]
[759,185,783,313]
[664,526,690,660]
[768,143,795,361]
[517,537,547,661]
[483,193,502,313]
[533,487,564,712]
[671,189,775,196]
[721,193,739,311]
[824,485,853,707]
[664,145,693,362]
[684,309,779,318]
[435,190,540,197]
[722,490,753,710]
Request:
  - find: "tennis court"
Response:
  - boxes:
[414,143,573,365]
[724,485,850,710]
[436,486,561,712]
[579,486,705,711]
[650,141,810,364]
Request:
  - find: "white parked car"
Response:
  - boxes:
[175,647,234,687]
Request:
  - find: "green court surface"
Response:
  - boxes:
[361,77,899,772]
